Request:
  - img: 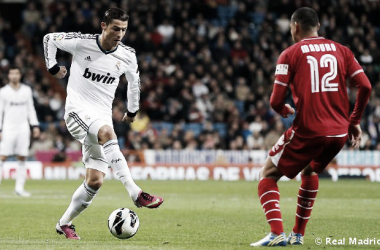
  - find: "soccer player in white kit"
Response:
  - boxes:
[0,67,40,197]
[43,8,164,239]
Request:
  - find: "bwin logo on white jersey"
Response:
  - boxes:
[83,68,116,84]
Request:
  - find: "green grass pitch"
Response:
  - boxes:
[0,179,379,249]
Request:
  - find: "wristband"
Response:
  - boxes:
[126,111,137,118]
[48,64,60,75]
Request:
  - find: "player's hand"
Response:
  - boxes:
[122,113,135,123]
[348,123,361,149]
[32,127,41,139]
[281,104,295,118]
[54,66,67,79]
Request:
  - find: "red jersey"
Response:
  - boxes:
[273,37,365,138]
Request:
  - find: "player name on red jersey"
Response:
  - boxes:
[301,43,337,53]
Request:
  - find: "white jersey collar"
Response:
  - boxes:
[301,37,325,42]
[96,35,118,54]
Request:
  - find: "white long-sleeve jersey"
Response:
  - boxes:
[43,32,140,117]
[0,84,39,132]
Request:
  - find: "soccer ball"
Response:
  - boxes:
[108,208,139,239]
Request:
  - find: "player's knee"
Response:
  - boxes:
[86,178,103,190]
[98,125,116,145]
[259,167,273,179]
[259,166,264,178]
[259,160,283,181]
[302,165,317,176]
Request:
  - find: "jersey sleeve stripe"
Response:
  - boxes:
[274,80,288,86]
[64,32,97,40]
[119,43,136,53]
[350,69,364,78]
[43,35,50,68]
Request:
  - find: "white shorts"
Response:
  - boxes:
[0,129,30,156]
[64,110,114,174]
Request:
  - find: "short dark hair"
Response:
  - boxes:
[103,8,129,25]
[8,66,20,72]
[291,7,319,32]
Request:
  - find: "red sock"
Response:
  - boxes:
[258,178,283,235]
[293,174,319,235]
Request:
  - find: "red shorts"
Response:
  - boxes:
[269,128,347,179]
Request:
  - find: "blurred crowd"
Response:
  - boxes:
[0,0,380,158]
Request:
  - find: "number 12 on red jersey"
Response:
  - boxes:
[307,54,338,93]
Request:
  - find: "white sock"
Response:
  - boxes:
[59,182,98,226]
[0,160,3,185]
[103,140,141,200]
[15,161,26,192]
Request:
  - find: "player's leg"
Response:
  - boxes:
[14,155,30,197]
[14,130,31,196]
[59,168,103,226]
[0,155,7,186]
[55,112,105,239]
[288,165,318,245]
[0,131,14,187]
[288,135,347,245]
[250,158,287,247]
[251,129,296,246]
[88,120,163,208]
[251,129,313,247]
[258,158,285,235]
[0,131,18,189]
[56,168,103,239]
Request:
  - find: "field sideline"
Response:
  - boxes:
[0,179,379,249]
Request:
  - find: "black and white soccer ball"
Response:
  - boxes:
[108,208,139,239]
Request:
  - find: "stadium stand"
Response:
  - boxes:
[0,0,379,156]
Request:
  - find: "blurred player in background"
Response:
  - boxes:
[0,66,40,197]
[43,8,163,240]
[251,7,372,247]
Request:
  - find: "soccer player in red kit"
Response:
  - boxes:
[251,7,371,247]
